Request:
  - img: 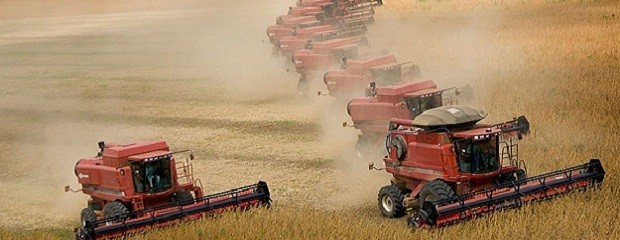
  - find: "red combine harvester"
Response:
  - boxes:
[292,35,369,75]
[288,5,325,17]
[346,80,464,158]
[293,0,377,17]
[322,54,420,97]
[267,0,376,44]
[65,141,270,240]
[296,0,382,9]
[277,24,367,56]
[277,25,335,55]
[297,0,334,7]
[268,15,320,44]
[370,106,605,227]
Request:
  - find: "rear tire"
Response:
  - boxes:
[80,208,97,228]
[102,201,129,224]
[378,185,406,218]
[418,180,455,208]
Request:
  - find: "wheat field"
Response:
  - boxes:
[0,0,618,239]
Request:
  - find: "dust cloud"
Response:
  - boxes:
[0,0,299,229]
[0,0,530,230]
[366,4,526,107]
[0,122,155,228]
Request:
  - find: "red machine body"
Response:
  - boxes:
[346,80,459,157]
[323,54,419,97]
[372,108,605,228]
[292,36,368,74]
[297,0,334,7]
[269,0,380,97]
[267,0,376,44]
[384,118,523,198]
[289,5,325,17]
[71,141,270,239]
[75,141,202,212]
[278,25,336,54]
[297,0,382,8]
[375,106,530,218]
[277,24,368,55]
[267,15,320,44]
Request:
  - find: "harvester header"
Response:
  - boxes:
[410,159,605,228]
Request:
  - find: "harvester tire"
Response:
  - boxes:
[418,180,455,208]
[80,208,97,228]
[378,185,406,218]
[102,201,129,223]
[174,191,195,204]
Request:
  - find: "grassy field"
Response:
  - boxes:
[1,0,619,239]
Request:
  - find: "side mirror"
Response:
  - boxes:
[189,152,195,160]
[368,162,384,171]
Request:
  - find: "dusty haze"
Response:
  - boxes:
[0,0,323,228]
[1,1,619,239]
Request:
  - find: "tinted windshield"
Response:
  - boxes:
[456,136,499,174]
[131,157,172,193]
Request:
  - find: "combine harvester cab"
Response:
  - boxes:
[322,54,420,97]
[346,80,462,158]
[66,141,271,240]
[371,106,605,227]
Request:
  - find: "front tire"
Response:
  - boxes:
[80,208,97,228]
[418,180,455,209]
[101,201,129,225]
[378,185,406,218]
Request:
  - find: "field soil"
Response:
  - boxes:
[0,0,619,239]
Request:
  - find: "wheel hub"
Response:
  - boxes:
[381,195,394,212]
